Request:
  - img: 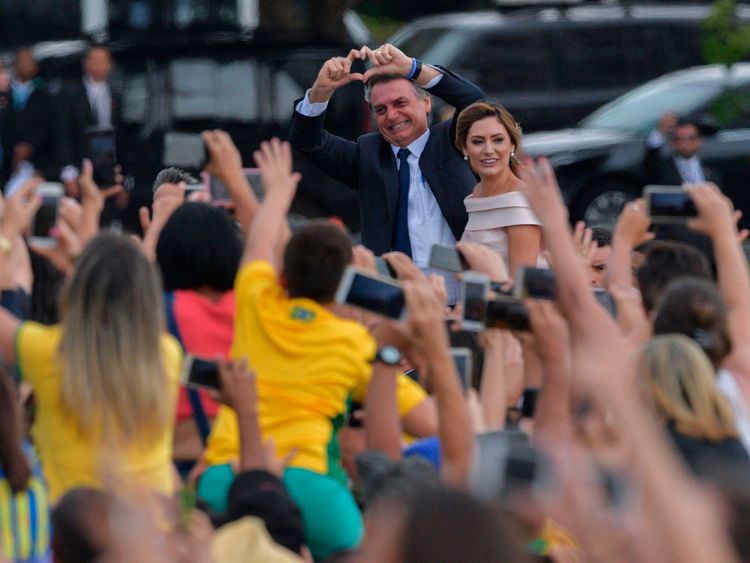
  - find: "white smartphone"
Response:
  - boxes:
[29,182,64,248]
[335,266,406,320]
[460,271,490,332]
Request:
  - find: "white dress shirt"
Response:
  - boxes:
[83,75,112,129]
[646,129,705,184]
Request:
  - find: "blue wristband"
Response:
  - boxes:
[406,58,418,80]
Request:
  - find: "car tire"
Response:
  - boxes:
[571,180,638,229]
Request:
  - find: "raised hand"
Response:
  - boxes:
[203,130,243,182]
[455,241,509,283]
[362,43,413,83]
[686,183,736,240]
[252,138,301,198]
[613,198,653,249]
[309,48,367,103]
[517,157,569,229]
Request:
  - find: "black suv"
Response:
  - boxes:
[390,4,750,132]
[521,63,750,229]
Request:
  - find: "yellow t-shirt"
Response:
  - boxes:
[204,260,426,475]
[16,322,182,503]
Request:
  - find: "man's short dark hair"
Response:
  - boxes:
[590,226,612,248]
[156,202,242,292]
[637,241,712,312]
[152,167,198,193]
[52,488,111,563]
[283,220,352,302]
[364,73,428,105]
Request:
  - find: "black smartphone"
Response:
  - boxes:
[450,347,473,390]
[374,256,397,278]
[486,297,531,331]
[520,387,540,418]
[644,185,697,223]
[181,355,221,391]
[429,244,468,273]
[86,128,116,187]
[335,266,406,320]
[163,132,208,170]
[514,267,557,301]
[460,272,490,332]
[29,183,64,248]
[593,288,617,319]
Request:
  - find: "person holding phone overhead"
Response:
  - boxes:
[455,101,542,277]
[289,43,483,266]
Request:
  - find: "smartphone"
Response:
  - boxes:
[180,355,221,391]
[450,347,473,390]
[593,288,617,319]
[184,181,207,197]
[86,128,116,187]
[205,168,263,204]
[643,185,697,223]
[514,267,557,300]
[163,132,208,170]
[335,266,406,320]
[486,297,531,331]
[29,182,64,248]
[460,272,490,332]
[429,244,468,273]
[520,387,540,418]
[374,256,397,279]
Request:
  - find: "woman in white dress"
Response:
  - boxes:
[455,101,542,277]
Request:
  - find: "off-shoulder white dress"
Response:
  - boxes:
[461,191,542,268]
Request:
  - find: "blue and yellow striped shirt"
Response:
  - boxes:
[0,443,50,563]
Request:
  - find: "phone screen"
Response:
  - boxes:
[486,297,530,331]
[185,357,221,390]
[344,272,405,319]
[450,348,472,389]
[647,189,697,219]
[517,267,557,300]
[462,278,488,328]
[429,244,466,273]
[163,132,207,170]
[30,184,63,245]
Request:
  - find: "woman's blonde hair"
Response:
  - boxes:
[58,233,171,445]
[639,334,737,442]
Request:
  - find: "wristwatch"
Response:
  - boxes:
[371,345,402,366]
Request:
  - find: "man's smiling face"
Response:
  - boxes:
[370,78,432,148]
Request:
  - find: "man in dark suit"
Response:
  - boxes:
[0,47,56,186]
[645,113,720,187]
[289,43,483,265]
[56,44,127,211]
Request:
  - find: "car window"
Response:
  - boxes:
[558,27,627,89]
[109,0,237,31]
[460,31,554,94]
[582,79,726,135]
[624,26,665,85]
[395,28,473,68]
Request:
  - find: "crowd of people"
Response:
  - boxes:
[1,38,750,563]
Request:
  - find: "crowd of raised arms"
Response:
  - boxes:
[2,41,750,563]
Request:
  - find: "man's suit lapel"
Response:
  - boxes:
[419,135,452,222]
[380,142,399,228]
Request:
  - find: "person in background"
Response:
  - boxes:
[1,48,55,186]
[0,371,50,563]
[455,101,541,276]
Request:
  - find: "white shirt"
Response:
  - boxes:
[83,75,112,129]
[717,368,750,455]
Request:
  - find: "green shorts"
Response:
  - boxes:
[198,464,363,561]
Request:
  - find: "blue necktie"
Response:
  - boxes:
[394,148,412,257]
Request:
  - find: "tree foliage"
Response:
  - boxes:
[702,0,750,65]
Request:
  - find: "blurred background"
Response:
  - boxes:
[0,0,749,233]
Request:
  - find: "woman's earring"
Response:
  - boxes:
[511,150,516,158]
[463,154,469,161]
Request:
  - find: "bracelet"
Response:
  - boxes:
[405,58,418,80]
[411,59,423,81]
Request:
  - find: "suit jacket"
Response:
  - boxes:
[289,68,483,255]
[644,144,721,187]
[55,77,122,174]
[1,80,56,179]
